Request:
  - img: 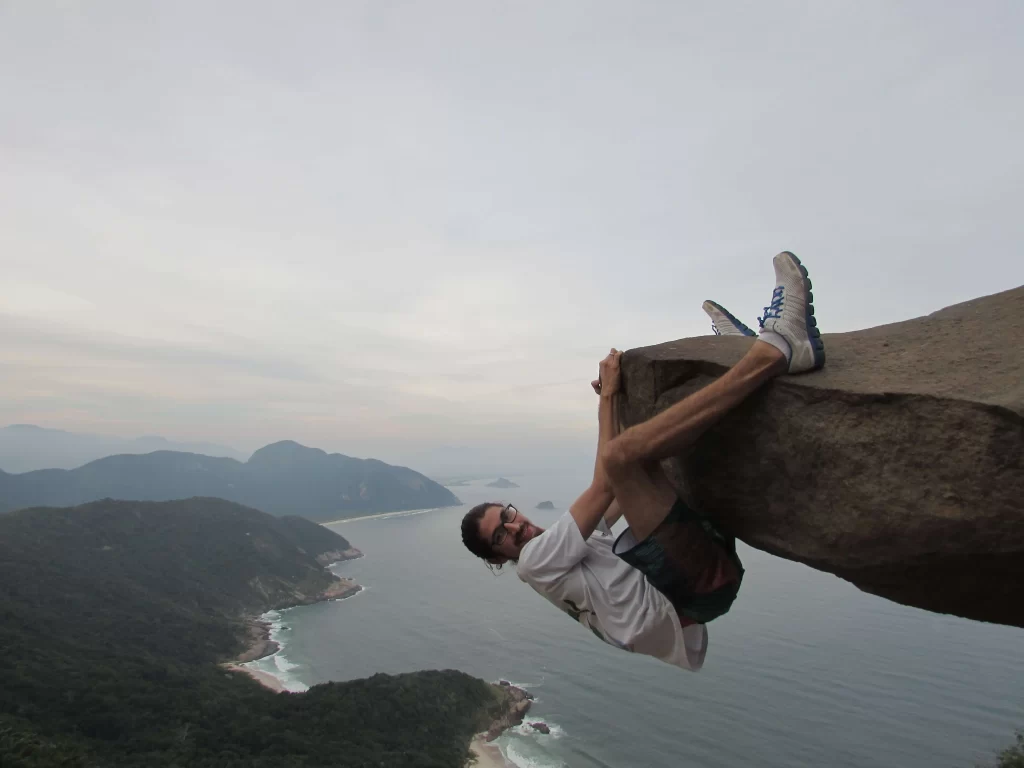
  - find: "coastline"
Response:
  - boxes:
[469,736,510,768]
[227,572,364,691]
[320,506,446,526]
[224,663,286,692]
[227,541,533,765]
[318,547,364,565]
[320,576,363,601]
[465,682,532,767]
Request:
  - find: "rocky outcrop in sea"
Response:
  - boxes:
[316,547,364,566]
[483,682,534,742]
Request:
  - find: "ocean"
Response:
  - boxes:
[244,472,1024,768]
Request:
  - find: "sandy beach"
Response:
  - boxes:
[223,663,286,692]
[469,735,510,768]
[322,507,439,526]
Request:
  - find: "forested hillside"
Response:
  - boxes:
[0,498,508,767]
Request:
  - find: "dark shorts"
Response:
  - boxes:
[613,498,744,625]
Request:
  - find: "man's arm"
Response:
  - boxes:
[570,352,621,539]
[600,391,627,528]
[569,482,614,540]
[603,498,625,529]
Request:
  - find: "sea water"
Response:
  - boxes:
[256,473,1024,768]
[241,609,310,693]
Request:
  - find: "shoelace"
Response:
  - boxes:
[757,286,785,329]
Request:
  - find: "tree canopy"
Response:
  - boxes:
[0,498,504,766]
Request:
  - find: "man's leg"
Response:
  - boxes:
[601,340,784,541]
[601,249,824,541]
[598,251,824,626]
[599,345,785,628]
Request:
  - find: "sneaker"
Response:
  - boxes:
[757,251,826,373]
[702,300,756,337]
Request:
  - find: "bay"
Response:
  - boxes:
[251,471,1024,768]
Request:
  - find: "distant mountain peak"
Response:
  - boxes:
[247,440,331,466]
[0,437,460,521]
[0,425,248,472]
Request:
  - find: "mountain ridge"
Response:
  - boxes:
[0,439,461,521]
[0,423,247,472]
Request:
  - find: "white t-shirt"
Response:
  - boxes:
[517,512,708,671]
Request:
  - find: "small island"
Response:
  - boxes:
[486,477,520,489]
[536,501,555,510]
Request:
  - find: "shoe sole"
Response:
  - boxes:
[777,251,826,369]
[702,300,757,337]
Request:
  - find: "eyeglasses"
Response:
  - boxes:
[491,504,518,549]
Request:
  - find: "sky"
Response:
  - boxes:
[1,1,1022,476]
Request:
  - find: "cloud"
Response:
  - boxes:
[1,1,1022,474]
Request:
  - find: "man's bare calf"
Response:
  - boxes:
[600,340,786,541]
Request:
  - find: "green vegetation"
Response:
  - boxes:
[0,439,461,521]
[0,498,506,767]
[980,730,1024,768]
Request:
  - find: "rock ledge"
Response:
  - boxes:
[618,286,1023,628]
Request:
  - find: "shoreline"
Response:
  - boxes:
[233,616,279,662]
[226,543,531,767]
[320,577,363,601]
[469,735,511,768]
[227,572,364,691]
[223,663,286,692]
[320,505,450,526]
[317,546,364,566]
[466,682,532,767]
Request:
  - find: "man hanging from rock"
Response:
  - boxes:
[461,251,825,671]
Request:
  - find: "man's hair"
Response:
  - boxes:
[461,502,501,561]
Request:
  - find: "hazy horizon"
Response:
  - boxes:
[3,2,1022,476]
[0,421,551,477]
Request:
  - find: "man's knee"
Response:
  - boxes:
[600,435,638,478]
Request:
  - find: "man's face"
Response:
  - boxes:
[478,503,542,562]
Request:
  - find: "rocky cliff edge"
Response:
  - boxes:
[618,286,1023,628]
